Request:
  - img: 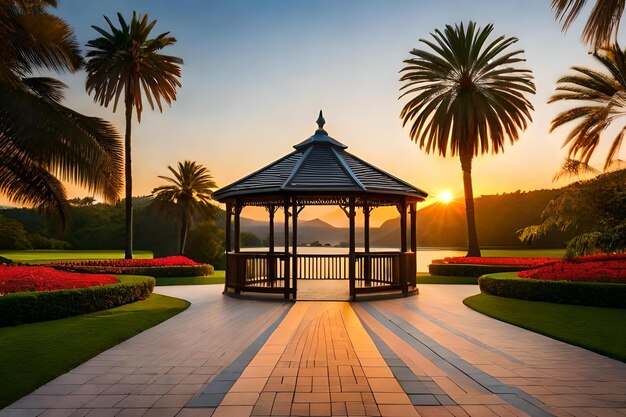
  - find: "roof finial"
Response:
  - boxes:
[315,110,327,135]
[317,110,325,129]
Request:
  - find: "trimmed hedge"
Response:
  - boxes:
[0,275,155,327]
[479,272,626,308]
[54,264,213,278]
[428,263,531,278]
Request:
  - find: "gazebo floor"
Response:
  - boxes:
[296,280,350,301]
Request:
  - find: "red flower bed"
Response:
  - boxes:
[569,253,626,263]
[51,256,198,268]
[0,266,119,295]
[441,257,560,267]
[518,258,626,283]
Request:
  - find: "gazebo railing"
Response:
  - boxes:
[226,251,416,295]
[296,254,349,280]
[226,252,288,291]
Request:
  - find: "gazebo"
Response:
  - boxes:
[213,112,428,300]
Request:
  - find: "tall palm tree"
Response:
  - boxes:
[0,0,123,225]
[399,21,535,257]
[85,12,183,259]
[551,0,625,50]
[550,45,626,169]
[151,161,217,255]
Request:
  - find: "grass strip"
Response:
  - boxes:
[416,273,478,285]
[155,270,225,286]
[0,293,189,408]
[464,293,626,363]
[0,250,153,264]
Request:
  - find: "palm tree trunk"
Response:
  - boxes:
[179,213,189,255]
[460,149,481,257]
[124,98,133,259]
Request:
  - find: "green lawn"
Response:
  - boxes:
[156,270,225,286]
[0,249,153,264]
[416,272,478,284]
[0,293,189,408]
[479,248,566,257]
[464,293,626,362]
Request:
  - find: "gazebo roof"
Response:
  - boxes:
[213,112,428,202]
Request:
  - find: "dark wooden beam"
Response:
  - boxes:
[225,203,232,253]
[410,202,417,252]
[349,198,356,301]
[224,202,232,294]
[400,201,407,253]
[363,204,371,287]
[292,199,298,300]
[399,201,408,296]
[284,198,290,299]
[234,202,241,253]
[268,206,275,287]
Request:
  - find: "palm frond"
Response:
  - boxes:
[550,45,626,168]
[0,83,124,204]
[551,0,625,50]
[399,21,535,157]
[85,12,183,122]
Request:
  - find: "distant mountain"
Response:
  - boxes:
[221,187,573,248]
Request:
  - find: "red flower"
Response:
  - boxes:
[50,256,198,268]
[0,266,119,295]
[442,257,560,267]
[518,257,626,283]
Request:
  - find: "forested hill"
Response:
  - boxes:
[0,188,573,255]
[406,188,572,248]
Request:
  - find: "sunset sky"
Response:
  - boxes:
[5,1,617,224]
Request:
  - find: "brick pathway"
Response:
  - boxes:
[2,284,626,417]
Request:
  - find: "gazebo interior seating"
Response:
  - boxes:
[213,112,428,300]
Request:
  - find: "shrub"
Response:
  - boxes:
[0,275,155,327]
[0,216,31,250]
[428,263,532,278]
[55,264,214,277]
[479,273,626,308]
[29,233,71,250]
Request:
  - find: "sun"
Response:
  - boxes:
[438,190,454,204]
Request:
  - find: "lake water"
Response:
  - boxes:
[241,247,466,272]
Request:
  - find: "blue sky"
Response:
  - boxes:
[24,0,609,221]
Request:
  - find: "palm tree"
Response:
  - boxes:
[550,45,626,170]
[85,12,183,259]
[151,161,217,255]
[0,0,123,225]
[399,21,535,257]
[551,0,625,50]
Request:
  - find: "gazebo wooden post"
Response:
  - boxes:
[268,206,275,287]
[283,198,290,299]
[292,199,298,300]
[410,202,417,292]
[234,201,242,294]
[410,203,417,252]
[399,200,408,296]
[363,204,371,287]
[224,202,232,294]
[349,198,356,301]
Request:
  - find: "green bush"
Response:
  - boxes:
[0,275,155,327]
[54,264,214,277]
[428,263,530,277]
[479,273,626,308]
